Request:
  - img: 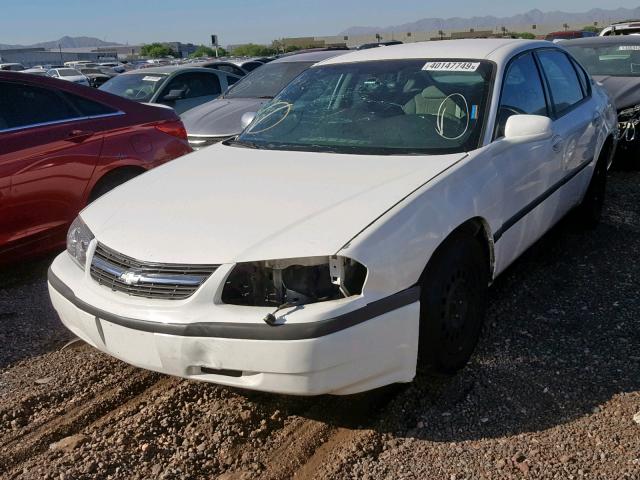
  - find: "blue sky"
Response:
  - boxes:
[2,0,640,46]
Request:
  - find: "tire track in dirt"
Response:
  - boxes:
[0,369,160,474]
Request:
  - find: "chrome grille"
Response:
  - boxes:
[90,243,219,300]
[187,135,229,151]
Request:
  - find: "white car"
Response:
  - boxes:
[48,40,617,396]
[47,68,89,86]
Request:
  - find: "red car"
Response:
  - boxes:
[0,71,192,265]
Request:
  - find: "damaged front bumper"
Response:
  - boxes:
[47,253,420,395]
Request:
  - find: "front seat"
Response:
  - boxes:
[404,85,449,115]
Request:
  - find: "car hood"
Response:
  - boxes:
[82,145,467,264]
[594,75,640,110]
[181,97,268,136]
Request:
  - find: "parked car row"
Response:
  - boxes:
[42,39,619,396]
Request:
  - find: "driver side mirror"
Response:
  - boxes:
[240,111,257,130]
[504,114,553,142]
[162,88,186,102]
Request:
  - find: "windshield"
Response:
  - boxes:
[100,73,168,102]
[58,68,81,77]
[566,43,640,76]
[224,62,314,99]
[235,59,493,155]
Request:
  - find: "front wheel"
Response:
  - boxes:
[419,232,489,374]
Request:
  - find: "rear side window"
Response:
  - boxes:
[570,57,591,96]
[496,52,548,138]
[536,50,585,116]
[164,72,221,99]
[226,75,239,86]
[0,82,79,130]
[63,92,118,116]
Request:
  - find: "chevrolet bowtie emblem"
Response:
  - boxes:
[120,271,142,285]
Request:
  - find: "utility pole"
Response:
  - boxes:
[58,43,63,64]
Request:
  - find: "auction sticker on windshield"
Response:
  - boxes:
[142,76,163,82]
[423,61,480,72]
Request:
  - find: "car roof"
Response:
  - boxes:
[318,39,548,66]
[121,65,219,75]
[560,35,640,46]
[271,50,349,64]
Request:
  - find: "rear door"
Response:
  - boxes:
[535,49,596,204]
[157,71,222,114]
[0,80,111,255]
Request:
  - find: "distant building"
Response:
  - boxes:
[0,46,119,67]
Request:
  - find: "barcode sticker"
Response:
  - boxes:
[423,61,480,72]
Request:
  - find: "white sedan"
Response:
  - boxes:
[48,40,617,395]
[46,68,90,86]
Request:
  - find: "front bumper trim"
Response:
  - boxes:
[48,268,419,341]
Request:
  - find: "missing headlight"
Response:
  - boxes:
[221,256,366,307]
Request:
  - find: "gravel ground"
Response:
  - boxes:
[0,171,638,480]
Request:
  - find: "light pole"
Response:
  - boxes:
[58,43,63,64]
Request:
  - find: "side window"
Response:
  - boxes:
[226,75,239,86]
[0,82,79,130]
[496,53,548,138]
[163,72,221,99]
[570,57,591,96]
[537,50,585,116]
[62,92,118,116]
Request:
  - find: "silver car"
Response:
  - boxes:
[99,66,240,115]
[182,50,348,150]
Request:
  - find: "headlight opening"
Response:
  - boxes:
[221,256,366,307]
[66,217,94,269]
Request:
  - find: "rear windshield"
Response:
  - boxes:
[58,68,81,76]
[566,43,640,76]
[100,73,168,102]
[224,62,313,99]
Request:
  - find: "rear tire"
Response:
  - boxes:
[419,232,489,374]
[88,170,142,203]
[575,156,607,229]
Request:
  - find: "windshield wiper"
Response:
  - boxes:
[228,139,262,149]
[256,95,274,99]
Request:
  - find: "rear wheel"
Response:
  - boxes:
[575,156,607,229]
[419,232,489,374]
[88,169,142,203]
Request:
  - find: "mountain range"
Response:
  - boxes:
[0,36,121,50]
[339,7,640,36]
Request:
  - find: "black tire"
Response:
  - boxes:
[88,170,141,203]
[419,232,489,374]
[575,156,607,229]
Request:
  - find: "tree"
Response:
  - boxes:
[582,25,602,33]
[513,32,536,39]
[189,45,228,58]
[231,43,276,57]
[140,43,177,58]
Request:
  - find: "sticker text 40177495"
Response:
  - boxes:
[423,61,481,72]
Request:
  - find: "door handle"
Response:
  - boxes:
[551,135,564,153]
[67,129,94,143]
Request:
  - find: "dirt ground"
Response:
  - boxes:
[0,171,639,480]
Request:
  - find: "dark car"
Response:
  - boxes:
[181,50,347,149]
[356,40,403,50]
[78,68,112,88]
[0,71,192,264]
[562,35,640,164]
[197,61,247,78]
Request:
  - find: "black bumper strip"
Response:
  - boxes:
[48,268,420,341]
[493,158,593,242]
